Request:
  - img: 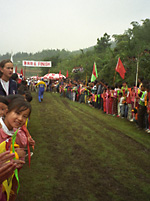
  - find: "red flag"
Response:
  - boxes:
[91,62,98,82]
[20,68,23,76]
[48,69,50,73]
[115,58,126,79]
[59,70,61,76]
[15,66,17,73]
[66,70,69,78]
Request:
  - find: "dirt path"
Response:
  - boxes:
[17,93,150,201]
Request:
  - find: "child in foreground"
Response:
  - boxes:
[6,95,35,148]
[0,97,32,201]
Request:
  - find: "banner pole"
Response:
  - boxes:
[135,55,139,87]
[24,65,26,80]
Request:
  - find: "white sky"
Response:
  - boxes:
[0,0,149,55]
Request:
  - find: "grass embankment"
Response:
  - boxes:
[17,92,150,201]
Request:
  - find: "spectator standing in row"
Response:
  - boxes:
[0,59,17,96]
[137,82,147,129]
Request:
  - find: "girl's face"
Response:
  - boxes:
[1,62,13,81]
[4,108,30,130]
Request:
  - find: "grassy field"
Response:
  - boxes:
[16,92,150,201]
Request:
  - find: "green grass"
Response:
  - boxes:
[16,92,150,201]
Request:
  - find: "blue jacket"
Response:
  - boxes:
[0,78,17,96]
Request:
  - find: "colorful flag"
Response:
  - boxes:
[20,68,23,76]
[0,141,15,200]
[15,66,17,73]
[91,62,98,82]
[66,70,69,78]
[59,70,61,76]
[115,58,126,79]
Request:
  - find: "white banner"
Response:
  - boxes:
[22,60,52,67]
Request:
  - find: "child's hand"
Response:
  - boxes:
[15,148,26,159]
[13,159,25,169]
[0,151,17,184]
[0,151,15,164]
[28,136,35,146]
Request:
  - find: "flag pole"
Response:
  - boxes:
[133,55,140,121]
[135,55,139,87]
[113,58,119,86]
[24,65,26,80]
[86,73,87,86]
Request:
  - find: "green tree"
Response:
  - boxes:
[95,33,111,53]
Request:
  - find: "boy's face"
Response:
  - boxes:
[0,102,8,117]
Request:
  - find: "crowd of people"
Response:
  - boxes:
[28,74,150,134]
[0,59,35,201]
[41,76,150,133]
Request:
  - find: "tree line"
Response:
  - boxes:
[0,18,150,85]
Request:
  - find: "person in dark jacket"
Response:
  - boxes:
[0,59,17,96]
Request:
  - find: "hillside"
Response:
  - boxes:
[1,18,150,83]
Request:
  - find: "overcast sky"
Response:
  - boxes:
[0,0,149,55]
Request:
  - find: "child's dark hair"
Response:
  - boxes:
[20,80,27,86]
[18,90,25,96]
[0,96,9,106]
[6,94,25,103]
[8,98,32,117]
[25,91,33,102]
[18,84,28,92]
[11,73,18,81]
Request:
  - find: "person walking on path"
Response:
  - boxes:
[36,78,47,103]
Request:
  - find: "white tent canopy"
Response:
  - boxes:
[43,73,66,80]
